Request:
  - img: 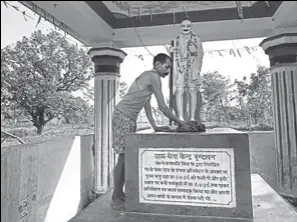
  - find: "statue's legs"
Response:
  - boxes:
[195,90,202,123]
[189,86,199,122]
[175,86,185,121]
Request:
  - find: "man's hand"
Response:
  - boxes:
[179,121,192,131]
[153,125,173,132]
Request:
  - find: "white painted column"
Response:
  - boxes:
[88,47,127,195]
[260,30,297,198]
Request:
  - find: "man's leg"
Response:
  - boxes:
[111,154,125,208]
[111,109,128,210]
[111,111,137,210]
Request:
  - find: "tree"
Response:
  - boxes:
[83,87,95,101]
[248,66,273,124]
[151,98,170,124]
[83,81,129,101]
[201,71,234,123]
[1,30,93,134]
[233,76,250,125]
[1,49,13,114]
[62,97,94,125]
[118,81,128,99]
[234,66,272,125]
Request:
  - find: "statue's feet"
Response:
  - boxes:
[176,121,206,132]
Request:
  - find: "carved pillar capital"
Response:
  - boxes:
[88,47,127,78]
[260,31,297,67]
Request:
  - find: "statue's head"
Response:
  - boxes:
[181,20,192,35]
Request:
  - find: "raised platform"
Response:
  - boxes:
[68,174,297,222]
[125,128,253,221]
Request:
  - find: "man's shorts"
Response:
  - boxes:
[112,109,137,154]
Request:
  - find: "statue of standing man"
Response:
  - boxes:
[171,20,204,123]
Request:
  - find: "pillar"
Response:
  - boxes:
[88,47,127,195]
[260,30,297,198]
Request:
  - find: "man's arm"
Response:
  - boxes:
[144,96,173,132]
[150,74,183,126]
[144,97,157,130]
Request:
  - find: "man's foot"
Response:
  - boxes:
[119,192,125,201]
[111,197,125,211]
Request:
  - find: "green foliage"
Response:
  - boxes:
[1,47,14,112]
[157,67,273,130]
[151,98,170,124]
[1,30,93,134]
[83,81,129,101]
[201,71,235,123]
[62,97,94,125]
[1,124,94,147]
[234,66,273,125]
[4,126,34,138]
[1,28,274,142]
[198,66,273,130]
[83,87,95,101]
[118,81,128,99]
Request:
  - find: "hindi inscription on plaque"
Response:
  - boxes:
[139,148,236,208]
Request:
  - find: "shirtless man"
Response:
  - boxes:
[111,53,190,210]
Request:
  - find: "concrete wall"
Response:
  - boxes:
[1,131,277,222]
[1,135,94,222]
[248,131,277,190]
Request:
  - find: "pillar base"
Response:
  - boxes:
[91,189,104,200]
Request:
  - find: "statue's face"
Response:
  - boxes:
[181,20,192,35]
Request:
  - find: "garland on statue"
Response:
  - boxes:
[175,33,198,76]
[174,32,204,79]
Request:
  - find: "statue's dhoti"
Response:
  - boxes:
[173,57,202,122]
[175,57,202,89]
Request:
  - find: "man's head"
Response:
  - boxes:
[181,20,193,35]
[153,53,172,78]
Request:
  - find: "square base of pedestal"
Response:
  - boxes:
[125,129,253,219]
[122,212,253,222]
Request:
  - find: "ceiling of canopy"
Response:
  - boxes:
[103,1,258,18]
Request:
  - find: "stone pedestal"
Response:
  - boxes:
[260,30,297,198]
[124,129,253,222]
[88,47,127,194]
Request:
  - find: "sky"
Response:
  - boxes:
[1,2,270,103]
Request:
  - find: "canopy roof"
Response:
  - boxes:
[20,1,297,47]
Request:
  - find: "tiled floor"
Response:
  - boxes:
[69,174,297,222]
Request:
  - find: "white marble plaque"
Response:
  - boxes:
[138,148,236,208]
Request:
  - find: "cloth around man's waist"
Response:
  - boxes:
[114,105,139,121]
